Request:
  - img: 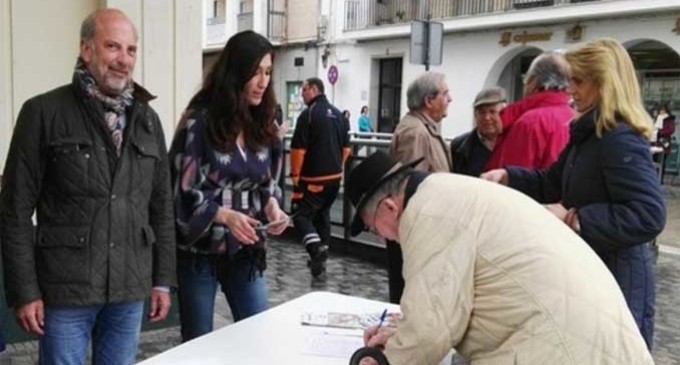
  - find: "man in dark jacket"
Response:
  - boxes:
[451,87,506,176]
[0,9,175,365]
[290,77,350,281]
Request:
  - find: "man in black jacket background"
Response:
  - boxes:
[0,9,175,365]
[450,87,506,176]
[290,77,350,281]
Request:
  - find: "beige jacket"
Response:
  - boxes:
[384,174,654,365]
[389,111,451,172]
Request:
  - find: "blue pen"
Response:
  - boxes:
[376,309,388,329]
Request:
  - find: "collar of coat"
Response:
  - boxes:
[569,108,598,145]
[410,110,442,136]
[72,73,157,104]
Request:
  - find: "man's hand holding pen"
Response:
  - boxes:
[356,310,398,365]
[363,309,396,349]
[363,325,396,350]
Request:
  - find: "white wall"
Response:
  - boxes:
[0,0,98,170]
[174,0,204,120]
[272,45,318,124]
[286,0,317,41]
[105,0,203,143]
[0,0,203,171]
[0,0,14,171]
[278,12,680,139]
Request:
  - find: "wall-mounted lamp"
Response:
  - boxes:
[566,23,583,43]
[321,46,331,68]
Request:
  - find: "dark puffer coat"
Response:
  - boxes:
[507,108,666,349]
[0,77,176,307]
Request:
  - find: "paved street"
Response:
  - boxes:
[5,177,680,365]
[657,176,680,249]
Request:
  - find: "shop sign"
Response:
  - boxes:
[499,30,553,47]
[565,24,584,43]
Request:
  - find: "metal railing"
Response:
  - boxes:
[344,0,601,31]
[206,17,227,45]
[278,132,394,248]
[268,11,286,42]
[206,17,225,26]
[237,12,254,32]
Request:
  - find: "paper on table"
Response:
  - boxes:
[301,311,401,329]
[151,357,225,365]
[302,332,364,358]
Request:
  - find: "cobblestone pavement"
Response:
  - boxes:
[5,179,680,364]
[657,177,680,248]
[5,238,679,365]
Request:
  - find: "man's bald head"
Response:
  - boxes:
[79,8,138,96]
[80,8,138,43]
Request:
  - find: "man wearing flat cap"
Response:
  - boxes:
[450,87,506,176]
[347,151,654,365]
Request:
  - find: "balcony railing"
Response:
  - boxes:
[237,12,254,32]
[268,11,286,42]
[206,17,227,45]
[344,0,601,31]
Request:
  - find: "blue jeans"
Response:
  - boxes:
[177,251,268,342]
[39,301,144,365]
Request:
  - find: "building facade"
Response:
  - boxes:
[330,0,680,136]
[262,0,680,139]
[0,0,203,170]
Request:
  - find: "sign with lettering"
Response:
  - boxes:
[499,30,553,47]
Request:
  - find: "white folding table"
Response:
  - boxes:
[137,291,400,365]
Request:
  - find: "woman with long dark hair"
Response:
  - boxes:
[169,30,287,342]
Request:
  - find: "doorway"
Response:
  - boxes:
[377,58,403,132]
[286,81,304,128]
[497,47,542,102]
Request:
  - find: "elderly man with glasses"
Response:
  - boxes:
[450,87,507,176]
[346,151,654,365]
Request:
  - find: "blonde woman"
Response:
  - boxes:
[481,38,665,349]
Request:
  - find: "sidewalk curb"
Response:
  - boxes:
[659,244,680,256]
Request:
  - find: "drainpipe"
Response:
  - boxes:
[266,0,270,38]
[315,0,323,76]
[284,0,288,42]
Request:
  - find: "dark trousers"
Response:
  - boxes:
[291,181,340,251]
[602,243,656,350]
[386,240,404,304]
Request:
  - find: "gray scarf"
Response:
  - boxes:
[74,57,133,156]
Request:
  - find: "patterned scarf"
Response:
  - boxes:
[74,57,134,156]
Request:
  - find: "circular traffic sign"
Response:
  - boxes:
[327,65,339,85]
